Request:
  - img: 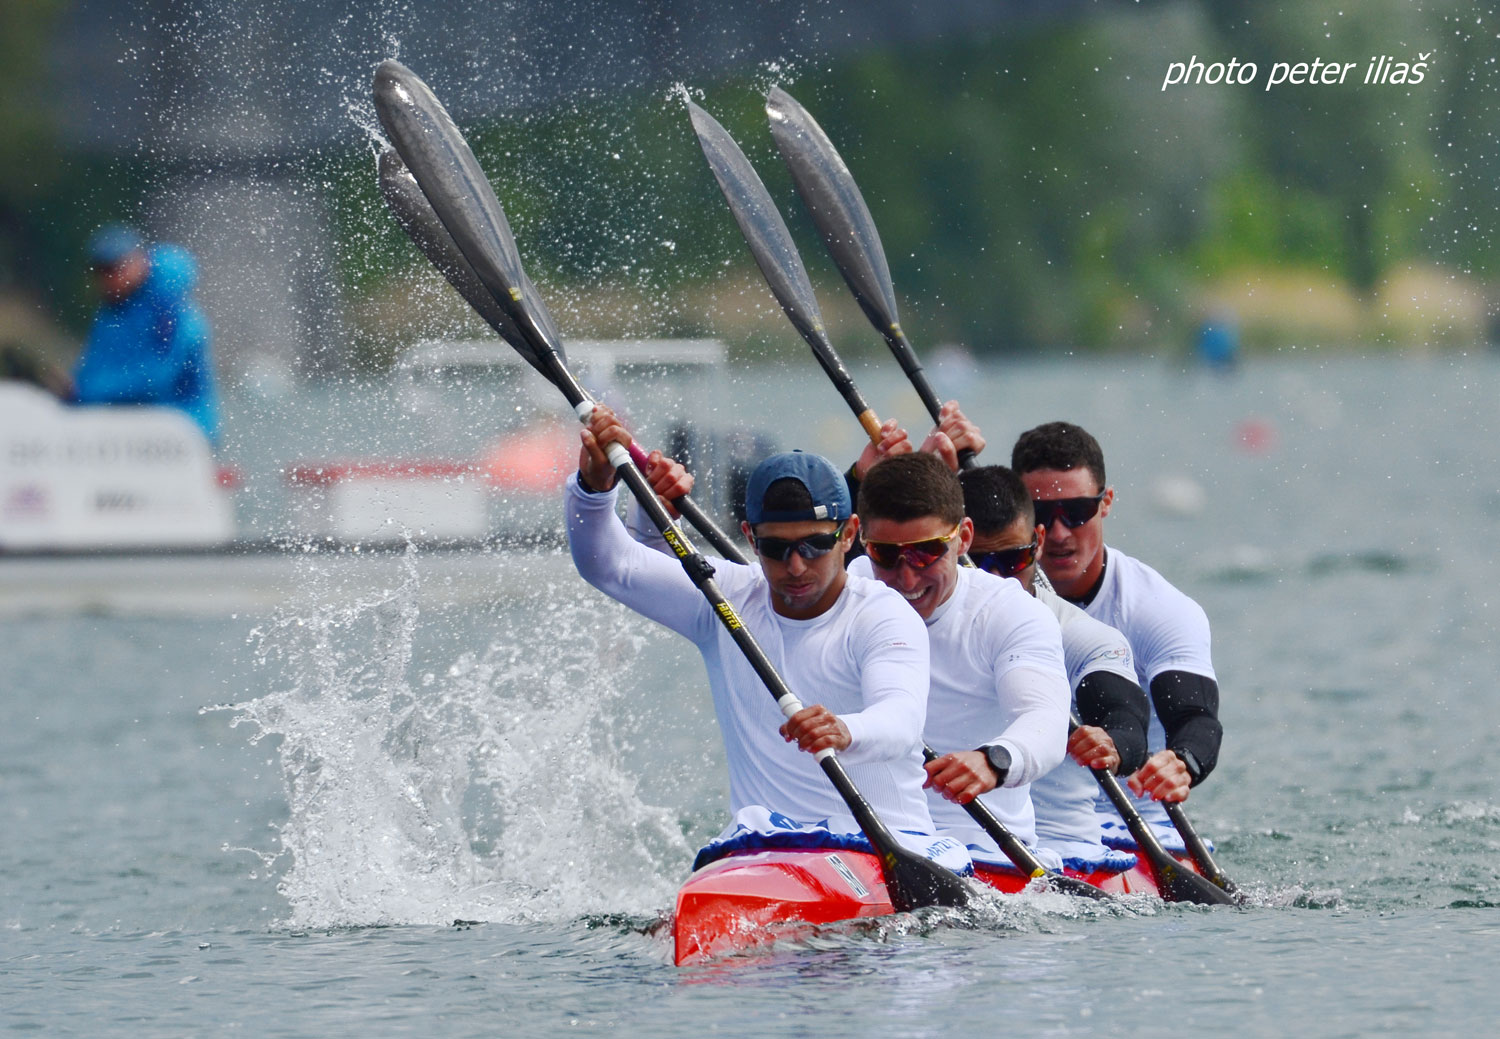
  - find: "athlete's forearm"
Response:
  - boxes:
[564,474,707,637]
[1149,669,1222,782]
[986,666,1070,786]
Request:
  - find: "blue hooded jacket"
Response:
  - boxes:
[73,244,220,444]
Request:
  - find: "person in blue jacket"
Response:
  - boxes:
[72,225,220,444]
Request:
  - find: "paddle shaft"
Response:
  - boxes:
[921,745,1108,900]
[1163,800,1239,895]
[1069,716,1235,905]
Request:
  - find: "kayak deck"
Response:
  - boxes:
[673,847,1203,965]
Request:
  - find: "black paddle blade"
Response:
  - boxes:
[765,86,901,339]
[880,846,971,912]
[1146,847,1240,906]
[684,99,836,358]
[1162,800,1245,900]
[371,60,562,371]
[376,149,563,381]
[1044,872,1114,900]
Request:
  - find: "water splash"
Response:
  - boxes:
[214,547,692,930]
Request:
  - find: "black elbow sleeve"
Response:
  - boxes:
[1149,670,1222,783]
[1075,670,1151,775]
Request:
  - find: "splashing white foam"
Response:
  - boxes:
[218,547,692,930]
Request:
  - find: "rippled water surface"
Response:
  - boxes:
[4,356,1498,1036]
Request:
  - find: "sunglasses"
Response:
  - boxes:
[972,540,1038,579]
[1032,491,1106,530]
[864,525,963,570]
[752,523,846,563]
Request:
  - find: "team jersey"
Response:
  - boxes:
[1028,584,1140,868]
[1081,544,1216,836]
[566,474,937,837]
[848,557,1069,858]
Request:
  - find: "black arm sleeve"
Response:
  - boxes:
[1075,670,1151,775]
[1148,670,1222,784]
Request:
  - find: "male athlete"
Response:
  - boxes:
[845,452,1071,870]
[566,404,966,869]
[960,464,1151,869]
[1012,421,1222,849]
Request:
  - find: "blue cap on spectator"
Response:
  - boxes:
[744,450,851,526]
[87,224,144,267]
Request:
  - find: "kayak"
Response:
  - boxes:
[672,847,1201,965]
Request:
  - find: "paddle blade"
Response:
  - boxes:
[1162,800,1245,900]
[376,148,562,381]
[1045,872,1114,900]
[685,99,833,356]
[1146,847,1240,906]
[880,846,972,912]
[766,86,901,338]
[372,60,564,374]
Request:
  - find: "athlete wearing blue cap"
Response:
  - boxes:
[565,404,967,872]
[72,225,220,443]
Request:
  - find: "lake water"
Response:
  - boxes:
[4,353,1498,1036]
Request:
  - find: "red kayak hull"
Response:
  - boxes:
[673,847,1202,965]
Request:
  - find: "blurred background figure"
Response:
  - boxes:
[72,225,220,444]
[1194,309,1240,372]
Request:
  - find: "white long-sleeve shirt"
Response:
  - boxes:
[1084,545,1216,830]
[565,474,937,835]
[1030,584,1140,865]
[848,558,1070,851]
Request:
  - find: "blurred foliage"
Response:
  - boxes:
[7,0,1498,365]
[0,0,67,314]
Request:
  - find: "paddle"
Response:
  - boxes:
[377,145,743,562]
[763,91,1242,902]
[685,100,883,446]
[688,101,1117,900]
[919,746,1109,900]
[765,87,973,468]
[1162,800,1242,899]
[373,59,970,914]
[1068,717,1236,905]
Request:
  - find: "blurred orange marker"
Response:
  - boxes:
[1234,417,1276,455]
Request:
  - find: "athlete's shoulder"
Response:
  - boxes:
[961,565,1036,611]
[842,569,910,615]
[961,569,1063,667]
[1104,545,1206,621]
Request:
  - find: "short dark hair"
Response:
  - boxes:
[1010,421,1106,489]
[857,453,964,526]
[959,465,1034,535]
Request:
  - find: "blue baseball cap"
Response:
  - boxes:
[744,450,851,526]
[87,224,144,267]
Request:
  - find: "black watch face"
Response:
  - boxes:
[1177,749,1202,781]
[985,744,1011,778]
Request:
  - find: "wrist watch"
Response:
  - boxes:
[978,743,1011,786]
[1174,747,1204,785]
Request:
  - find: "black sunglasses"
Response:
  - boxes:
[1032,491,1106,530]
[752,523,846,562]
[972,540,1038,579]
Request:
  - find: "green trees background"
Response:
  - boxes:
[5,1,1494,369]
